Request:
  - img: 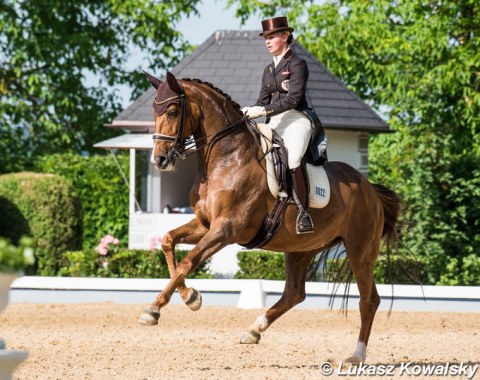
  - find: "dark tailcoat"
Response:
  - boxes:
[254,49,309,116]
[254,49,328,166]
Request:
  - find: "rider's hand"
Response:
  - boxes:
[241,106,266,119]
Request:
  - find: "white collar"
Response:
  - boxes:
[273,48,290,68]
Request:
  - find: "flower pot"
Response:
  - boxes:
[0,350,28,380]
[0,273,28,380]
[0,274,17,315]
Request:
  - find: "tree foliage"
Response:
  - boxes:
[0,0,200,173]
[228,0,480,284]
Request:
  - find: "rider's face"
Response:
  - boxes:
[264,32,289,56]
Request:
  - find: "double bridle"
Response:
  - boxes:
[152,84,248,162]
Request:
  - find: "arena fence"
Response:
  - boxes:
[10,277,480,312]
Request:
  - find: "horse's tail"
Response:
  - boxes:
[373,183,402,251]
[372,183,403,315]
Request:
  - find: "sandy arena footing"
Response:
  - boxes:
[1,303,479,379]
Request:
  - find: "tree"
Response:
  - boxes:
[228,0,480,284]
[0,0,201,173]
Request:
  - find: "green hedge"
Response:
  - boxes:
[236,250,424,285]
[235,250,285,280]
[373,255,424,284]
[59,248,212,279]
[35,153,129,250]
[0,172,81,275]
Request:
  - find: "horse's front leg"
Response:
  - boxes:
[139,220,231,325]
[241,251,317,344]
[160,217,209,313]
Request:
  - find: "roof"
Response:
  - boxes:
[112,30,389,133]
[93,133,153,150]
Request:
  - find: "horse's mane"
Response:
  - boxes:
[182,78,242,112]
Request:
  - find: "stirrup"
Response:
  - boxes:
[296,211,314,234]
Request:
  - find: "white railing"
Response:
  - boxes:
[11,277,480,312]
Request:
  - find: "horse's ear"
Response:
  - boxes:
[143,70,162,89]
[166,71,184,94]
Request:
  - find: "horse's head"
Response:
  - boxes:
[145,71,198,171]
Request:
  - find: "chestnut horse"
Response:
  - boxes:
[139,71,401,363]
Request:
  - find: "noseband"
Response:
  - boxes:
[152,83,248,162]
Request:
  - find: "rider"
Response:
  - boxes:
[242,16,327,234]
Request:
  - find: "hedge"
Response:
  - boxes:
[373,254,424,285]
[236,249,424,285]
[59,248,212,279]
[0,172,82,275]
[35,153,130,250]
[235,250,285,280]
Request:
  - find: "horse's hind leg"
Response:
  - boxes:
[240,251,316,344]
[345,244,381,363]
[140,218,208,325]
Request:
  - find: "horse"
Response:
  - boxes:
[139,71,401,363]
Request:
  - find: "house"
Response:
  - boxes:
[94,30,390,276]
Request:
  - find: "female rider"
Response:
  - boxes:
[242,16,327,234]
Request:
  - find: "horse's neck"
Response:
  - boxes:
[193,109,253,170]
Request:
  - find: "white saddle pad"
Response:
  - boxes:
[257,123,330,209]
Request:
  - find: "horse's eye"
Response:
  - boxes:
[168,110,178,118]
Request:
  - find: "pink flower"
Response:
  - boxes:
[95,245,108,256]
[96,234,121,256]
[149,236,163,251]
[102,261,109,268]
[104,235,115,244]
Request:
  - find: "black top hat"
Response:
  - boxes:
[259,16,294,37]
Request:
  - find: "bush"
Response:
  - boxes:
[0,237,35,273]
[235,250,285,280]
[438,254,480,286]
[0,173,81,275]
[35,153,129,250]
[373,255,425,285]
[236,249,425,285]
[59,248,212,279]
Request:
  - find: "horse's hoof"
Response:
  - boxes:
[345,354,363,364]
[185,288,202,311]
[240,330,261,344]
[138,309,160,325]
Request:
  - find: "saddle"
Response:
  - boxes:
[242,121,330,249]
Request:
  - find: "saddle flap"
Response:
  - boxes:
[256,123,273,154]
[266,158,330,209]
[251,122,330,208]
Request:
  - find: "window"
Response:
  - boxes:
[358,134,369,177]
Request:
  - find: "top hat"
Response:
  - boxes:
[259,16,294,37]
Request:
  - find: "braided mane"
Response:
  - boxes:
[182,78,242,111]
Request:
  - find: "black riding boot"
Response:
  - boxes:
[290,166,314,234]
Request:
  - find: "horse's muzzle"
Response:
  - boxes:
[154,154,170,170]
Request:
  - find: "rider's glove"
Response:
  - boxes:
[241,106,267,119]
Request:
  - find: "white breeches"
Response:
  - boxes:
[268,109,313,169]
